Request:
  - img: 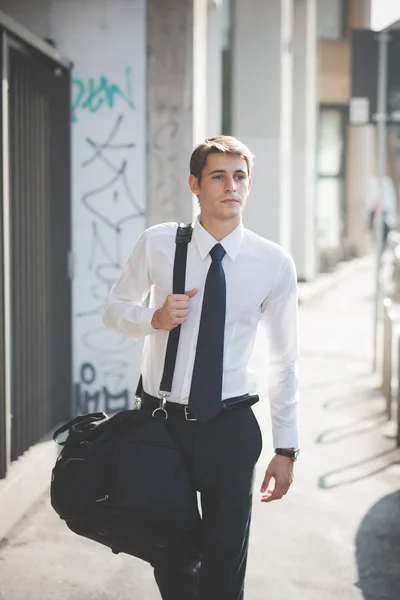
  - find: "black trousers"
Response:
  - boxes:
[151,406,263,600]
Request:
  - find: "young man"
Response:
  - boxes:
[102,136,299,600]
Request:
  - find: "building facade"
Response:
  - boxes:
[317,0,373,270]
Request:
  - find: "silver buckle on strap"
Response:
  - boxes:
[184,406,197,422]
[152,391,170,420]
[133,394,142,410]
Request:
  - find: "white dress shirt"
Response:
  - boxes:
[102,218,299,448]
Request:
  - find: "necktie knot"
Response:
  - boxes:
[210,243,226,262]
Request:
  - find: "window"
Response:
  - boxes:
[317,107,347,250]
[318,110,344,176]
[317,0,345,41]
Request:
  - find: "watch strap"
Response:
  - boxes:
[275,448,299,461]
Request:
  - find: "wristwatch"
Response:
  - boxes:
[275,448,299,461]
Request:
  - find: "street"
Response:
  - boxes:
[0,256,399,600]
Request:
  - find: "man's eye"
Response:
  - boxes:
[213,175,223,179]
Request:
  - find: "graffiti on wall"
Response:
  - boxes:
[72,65,135,124]
[74,361,131,414]
[73,66,145,415]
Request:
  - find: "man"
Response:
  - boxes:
[367,174,398,252]
[102,136,299,600]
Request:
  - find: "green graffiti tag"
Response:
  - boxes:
[72,66,135,123]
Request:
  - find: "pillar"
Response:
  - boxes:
[346,0,373,255]
[206,0,223,136]
[147,0,208,226]
[347,125,375,254]
[292,0,318,280]
[232,0,293,250]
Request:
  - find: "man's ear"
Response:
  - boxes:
[248,176,252,194]
[189,174,200,196]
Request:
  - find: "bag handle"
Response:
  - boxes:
[135,223,193,400]
[53,412,107,444]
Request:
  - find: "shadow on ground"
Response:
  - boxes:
[318,449,400,489]
[355,491,400,599]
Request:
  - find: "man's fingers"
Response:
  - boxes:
[169,291,196,300]
[260,472,272,493]
[261,456,294,502]
[168,295,191,304]
[261,478,291,502]
[168,316,188,329]
[172,308,190,317]
[157,290,198,330]
[262,491,283,503]
[167,291,198,306]
[170,289,197,302]
[171,300,190,310]
[170,312,189,325]
[261,483,287,502]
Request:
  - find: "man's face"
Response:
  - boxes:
[189,154,252,222]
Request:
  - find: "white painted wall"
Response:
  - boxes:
[232,0,293,250]
[1,0,146,414]
[59,0,146,415]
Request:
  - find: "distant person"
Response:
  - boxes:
[103,136,300,600]
[367,174,398,250]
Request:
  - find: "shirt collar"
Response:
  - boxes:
[193,216,244,262]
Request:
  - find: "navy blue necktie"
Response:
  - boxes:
[188,243,226,422]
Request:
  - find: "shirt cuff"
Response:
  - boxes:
[117,306,158,338]
[272,427,299,449]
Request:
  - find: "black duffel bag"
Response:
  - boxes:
[50,224,201,563]
[51,407,201,563]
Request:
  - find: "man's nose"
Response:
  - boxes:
[225,177,237,192]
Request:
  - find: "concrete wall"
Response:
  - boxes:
[346,125,375,253]
[0,0,147,414]
[232,0,293,250]
[206,0,223,136]
[292,0,317,281]
[146,0,208,226]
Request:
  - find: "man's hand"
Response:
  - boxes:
[260,454,294,503]
[152,289,198,331]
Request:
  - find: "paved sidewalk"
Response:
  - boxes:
[1,256,400,600]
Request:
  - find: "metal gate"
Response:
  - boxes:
[0,12,72,478]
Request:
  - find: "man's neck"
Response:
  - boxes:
[199,214,241,241]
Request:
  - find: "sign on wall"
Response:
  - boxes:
[51,0,147,414]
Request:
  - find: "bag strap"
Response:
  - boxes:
[135,223,193,399]
[53,412,107,444]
